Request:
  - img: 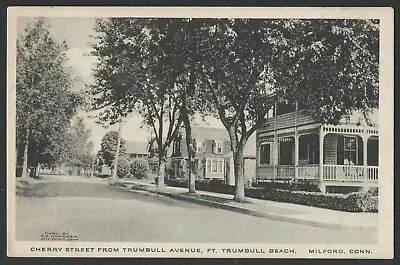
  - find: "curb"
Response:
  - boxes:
[122,183,375,231]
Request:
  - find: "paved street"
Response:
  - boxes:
[15,175,376,243]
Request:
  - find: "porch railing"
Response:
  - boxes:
[368,166,379,181]
[258,165,275,179]
[276,165,295,179]
[298,165,319,179]
[260,110,317,131]
[323,165,364,181]
[258,164,378,182]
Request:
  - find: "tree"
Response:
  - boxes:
[91,18,211,191]
[99,131,126,169]
[165,19,212,193]
[65,116,95,174]
[16,18,82,178]
[197,19,378,201]
[90,18,379,201]
[197,19,278,201]
[270,19,379,123]
[91,18,185,187]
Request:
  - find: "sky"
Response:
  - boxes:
[16,17,224,154]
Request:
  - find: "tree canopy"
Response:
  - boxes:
[270,19,379,124]
[99,130,126,168]
[91,18,191,187]
[65,116,95,169]
[89,18,379,199]
[16,18,82,177]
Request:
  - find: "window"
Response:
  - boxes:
[196,140,203,153]
[308,136,319,164]
[344,136,357,165]
[367,139,378,166]
[299,135,319,164]
[173,137,181,154]
[218,160,223,172]
[206,159,224,173]
[279,141,294,165]
[299,137,308,161]
[260,143,271,164]
[212,160,217,172]
[214,141,223,154]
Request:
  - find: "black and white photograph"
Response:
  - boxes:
[6,7,394,258]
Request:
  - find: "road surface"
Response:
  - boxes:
[15,175,376,243]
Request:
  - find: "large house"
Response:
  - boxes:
[256,100,379,193]
[170,126,256,185]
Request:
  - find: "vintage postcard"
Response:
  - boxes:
[7,6,394,258]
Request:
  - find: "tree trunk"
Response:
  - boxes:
[233,146,246,202]
[111,120,122,180]
[21,128,29,179]
[226,125,248,202]
[182,112,195,193]
[158,156,166,188]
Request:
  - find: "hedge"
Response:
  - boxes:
[164,179,378,212]
[260,189,378,212]
[130,159,150,179]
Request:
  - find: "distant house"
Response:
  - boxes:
[224,135,256,186]
[256,98,379,193]
[146,137,173,175]
[125,141,150,159]
[170,126,256,185]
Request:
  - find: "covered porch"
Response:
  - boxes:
[257,124,379,192]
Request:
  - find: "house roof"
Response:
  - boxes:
[125,141,149,155]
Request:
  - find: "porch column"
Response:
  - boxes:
[362,134,369,193]
[318,126,326,193]
[273,102,277,180]
[294,134,299,179]
[294,101,299,179]
[273,135,278,180]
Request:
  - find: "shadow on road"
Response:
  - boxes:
[16,180,195,208]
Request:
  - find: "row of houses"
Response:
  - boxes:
[111,126,256,185]
[116,98,379,193]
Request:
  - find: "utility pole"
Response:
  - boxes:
[111,119,123,180]
[90,156,95,178]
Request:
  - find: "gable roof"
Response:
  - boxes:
[125,141,149,155]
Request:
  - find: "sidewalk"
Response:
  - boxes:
[120,180,378,231]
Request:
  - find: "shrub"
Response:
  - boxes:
[130,159,149,179]
[165,167,175,179]
[326,186,360,194]
[116,157,131,179]
[289,179,321,192]
[165,178,188,188]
